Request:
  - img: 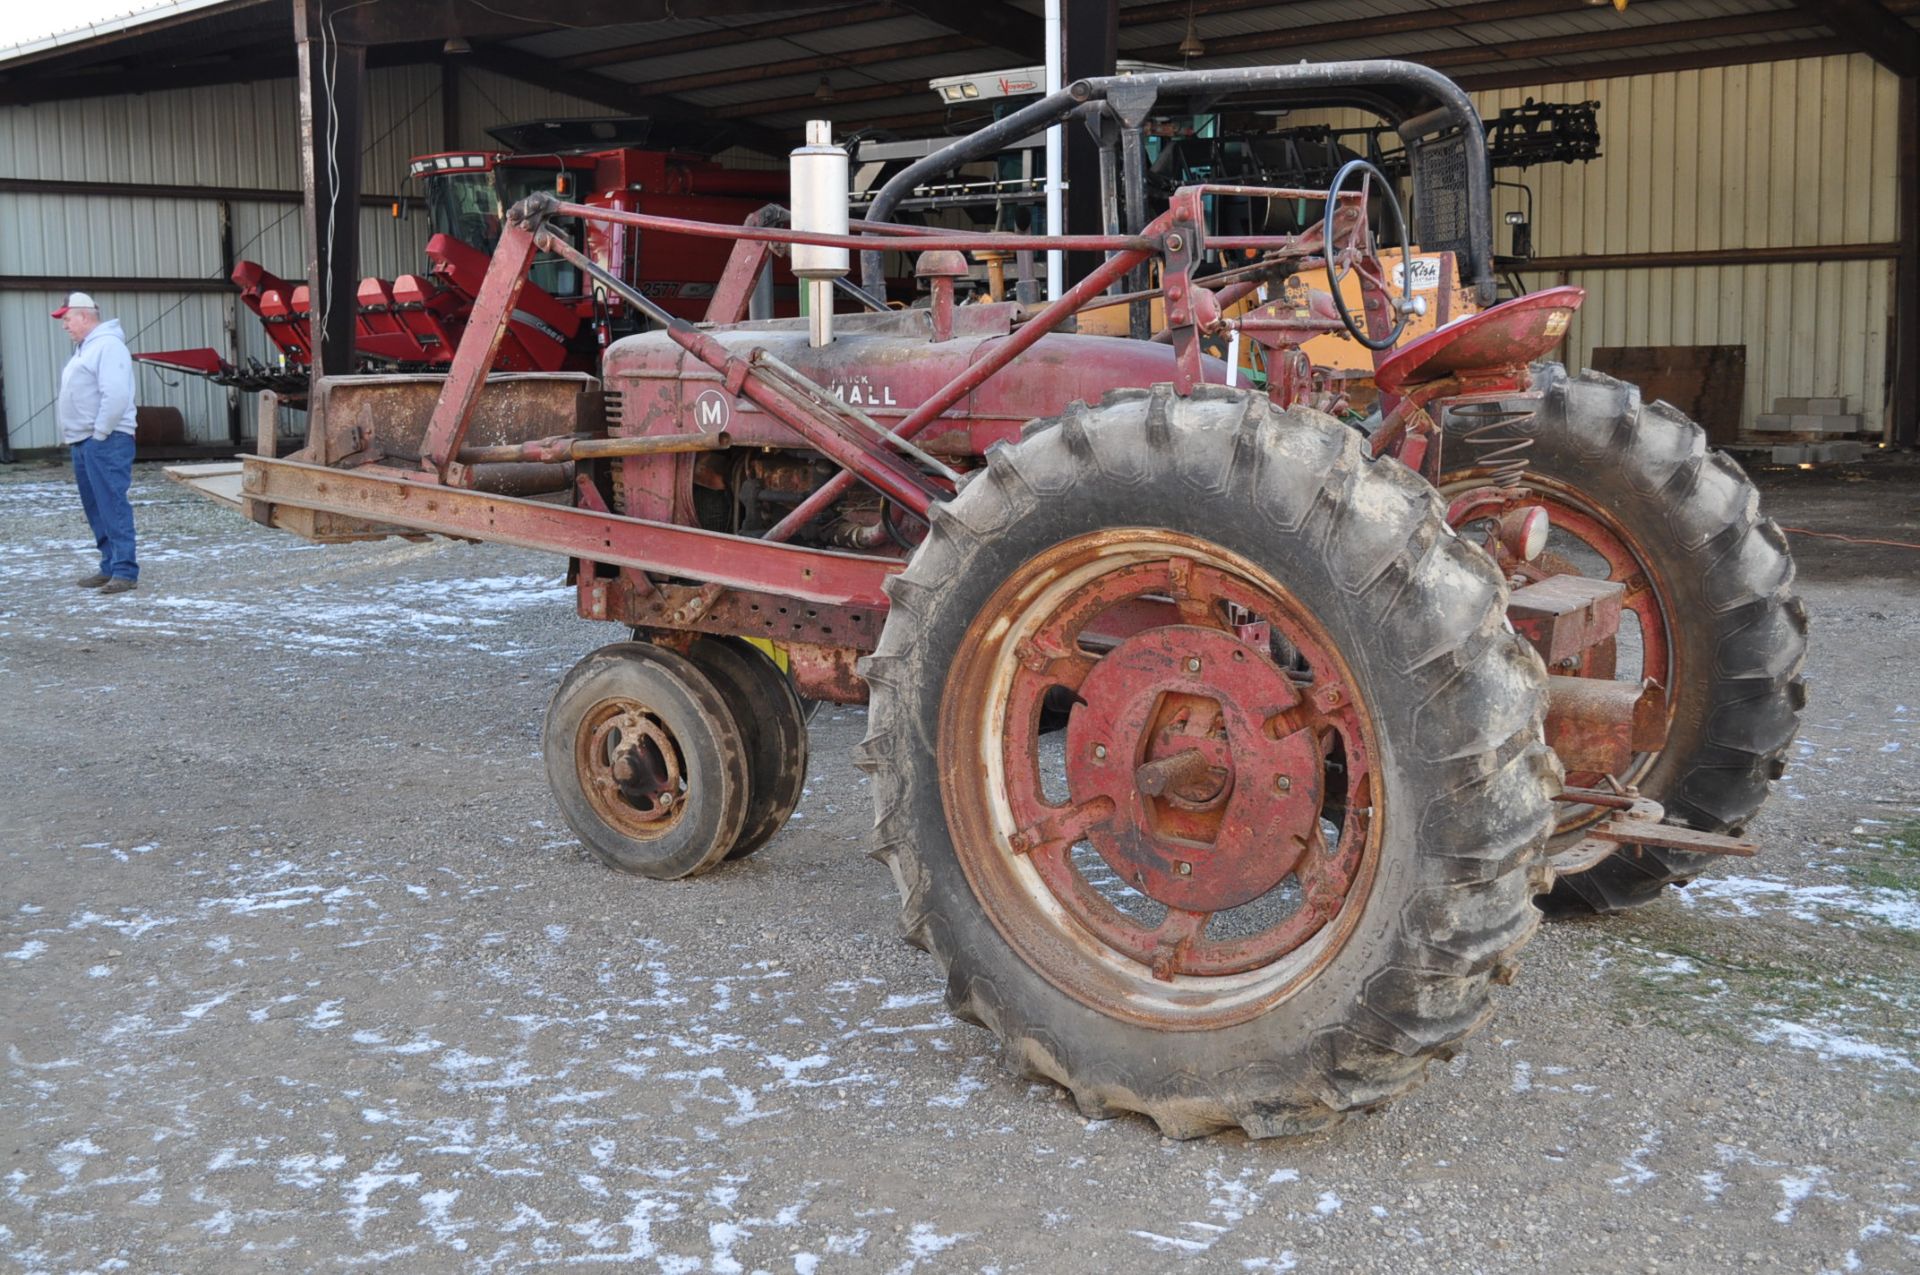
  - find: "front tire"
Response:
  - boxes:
[543,642,751,880]
[857,386,1557,1138]
[685,636,810,860]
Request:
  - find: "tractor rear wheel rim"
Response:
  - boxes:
[939,532,1381,1030]
[1446,470,1678,832]
[578,699,687,838]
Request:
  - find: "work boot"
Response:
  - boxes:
[99,577,137,595]
[76,573,110,588]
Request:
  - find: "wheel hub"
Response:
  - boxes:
[582,702,685,831]
[1065,626,1325,913]
[941,532,1381,1018]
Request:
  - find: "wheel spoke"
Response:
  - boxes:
[1147,907,1210,981]
[1013,644,1096,694]
[1164,556,1228,628]
[1262,701,1317,742]
[1007,796,1115,856]
[1180,562,1254,627]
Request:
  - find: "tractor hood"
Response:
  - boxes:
[602,305,1230,455]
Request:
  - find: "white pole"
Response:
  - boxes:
[1044,0,1063,302]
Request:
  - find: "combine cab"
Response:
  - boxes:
[177,63,1805,1138]
[139,119,791,399]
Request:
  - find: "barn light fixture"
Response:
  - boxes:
[1178,0,1205,60]
[443,35,472,55]
[814,76,836,102]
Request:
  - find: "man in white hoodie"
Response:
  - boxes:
[55,292,140,594]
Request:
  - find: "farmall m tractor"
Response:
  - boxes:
[213,62,1806,1138]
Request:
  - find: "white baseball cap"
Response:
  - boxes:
[51,291,97,318]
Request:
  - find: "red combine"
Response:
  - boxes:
[141,120,792,396]
[178,62,1805,1139]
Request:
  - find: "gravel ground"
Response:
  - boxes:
[1,454,1916,1274]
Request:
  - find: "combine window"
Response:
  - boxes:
[500,167,584,297]
[424,166,585,297]
[425,172,503,251]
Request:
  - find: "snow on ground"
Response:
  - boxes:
[4,464,1919,1270]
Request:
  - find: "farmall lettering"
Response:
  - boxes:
[831,375,897,408]
[688,376,900,432]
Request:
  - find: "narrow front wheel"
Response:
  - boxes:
[686,636,810,860]
[543,642,751,880]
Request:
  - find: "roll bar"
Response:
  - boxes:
[862,60,1497,307]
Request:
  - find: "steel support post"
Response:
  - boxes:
[1063,0,1117,288]
[1899,76,1918,448]
[295,0,365,394]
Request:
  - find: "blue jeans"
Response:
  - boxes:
[73,432,139,582]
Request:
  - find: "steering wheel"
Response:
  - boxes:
[1322,158,1414,351]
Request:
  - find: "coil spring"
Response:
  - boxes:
[1451,402,1536,489]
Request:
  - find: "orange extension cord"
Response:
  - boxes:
[1781,527,1920,552]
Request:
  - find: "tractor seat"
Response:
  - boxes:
[1374,285,1586,396]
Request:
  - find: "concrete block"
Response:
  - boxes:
[1752,413,1791,433]
[1787,413,1865,435]
[1773,441,1867,465]
[1773,396,1847,415]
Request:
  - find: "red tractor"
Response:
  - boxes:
[206,61,1805,1138]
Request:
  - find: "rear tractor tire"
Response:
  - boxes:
[1441,366,1808,916]
[857,385,1558,1138]
[543,642,752,880]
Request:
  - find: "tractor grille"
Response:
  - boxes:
[1413,133,1472,260]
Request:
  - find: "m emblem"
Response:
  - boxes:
[693,389,732,431]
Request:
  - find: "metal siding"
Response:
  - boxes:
[360,200,434,281]
[0,192,219,277]
[0,67,431,192]
[364,64,445,194]
[3,290,234,450]
[1291,53,1898,439]
[226,198,307,280]
[451,67,604,149]
[1,68,442,449]
[0,77,299,187]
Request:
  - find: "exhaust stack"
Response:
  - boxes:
[790,119,849,347]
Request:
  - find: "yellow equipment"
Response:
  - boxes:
[1076,248,1481,386]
